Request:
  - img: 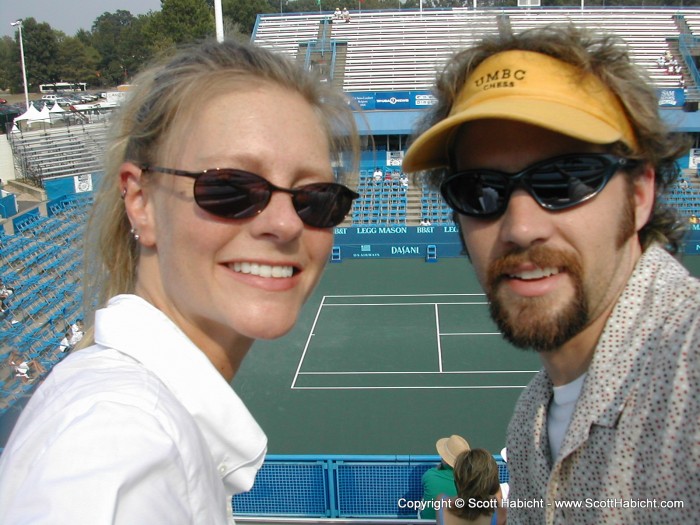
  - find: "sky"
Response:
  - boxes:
[1,0,163,38]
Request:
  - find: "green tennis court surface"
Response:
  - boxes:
[233,255,700,456]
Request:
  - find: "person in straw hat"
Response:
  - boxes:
[420,435,471,519]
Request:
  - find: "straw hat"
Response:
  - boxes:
[436,435,471,467]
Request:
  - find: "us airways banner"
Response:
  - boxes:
[350,90,681,110]
[332,225,464,259]
[349,91,437,110]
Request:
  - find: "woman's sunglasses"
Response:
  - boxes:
[140,166,359,228]
[441,153,640,219]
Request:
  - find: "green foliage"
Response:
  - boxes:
[224,0,274,34]
[148,0,215,44]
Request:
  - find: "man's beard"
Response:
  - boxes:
[483,191,638,353]
[486,246,587,352]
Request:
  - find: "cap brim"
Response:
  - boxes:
[403,98,625,173]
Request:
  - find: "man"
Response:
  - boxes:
[402,25,699,524]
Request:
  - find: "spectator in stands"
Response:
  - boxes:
[342,7,351,22]
[0,39,359,524]
[436,449,504,525]
[402,24,699,523]
[11,355,30,380]
[420,434,470,520]
[58,330,73,353]
[0,279,14,313]
[420,217,432,226]
[333,7,342,20]
[70,318,84,345]
[373,167,383,184]
[679,177,690,193]
[690,214,698,224]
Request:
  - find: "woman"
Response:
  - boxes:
[437,449,505,525]
[0,40,359,524]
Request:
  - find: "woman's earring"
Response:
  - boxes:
[120,189,127,200]
[130,228,140,242]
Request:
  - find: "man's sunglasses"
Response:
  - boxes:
[140,166,359,228]
[441,153,640,219]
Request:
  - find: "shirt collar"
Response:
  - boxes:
[94,294,267,494]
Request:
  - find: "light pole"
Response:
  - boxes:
[11,20,29,112]
[214,0,224,42]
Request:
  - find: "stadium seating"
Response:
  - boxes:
[8,122,108,183]
[253,8,699,91]
[0,193,90,417]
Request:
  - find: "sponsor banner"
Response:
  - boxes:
[74,173,93,193]
[680,223,699,254]
[352,90,683,109]
[332,225,464,259]
[348,91,437,110]
[657,88,685,107]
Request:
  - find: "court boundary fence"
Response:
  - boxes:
[233,454,509,519]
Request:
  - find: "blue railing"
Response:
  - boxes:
[233,454,509,519]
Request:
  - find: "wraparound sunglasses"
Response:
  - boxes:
[141,166,359,228]
[441,153,640,219]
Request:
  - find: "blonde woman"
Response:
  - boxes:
[0,39,359,524]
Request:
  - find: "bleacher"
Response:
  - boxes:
[352,169,409,225]
[253,7,700,92]
[8,121,109,184]
[0,193,90,417]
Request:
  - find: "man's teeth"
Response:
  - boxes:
[509,267,560,280]
[232,262,294,278]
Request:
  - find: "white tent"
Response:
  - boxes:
[49,101,66,113]
[49,102,66,121]
[38,104,51,122]
[13,103,51,129]
[13,104,42,122]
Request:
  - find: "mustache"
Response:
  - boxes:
[487,245,582,288]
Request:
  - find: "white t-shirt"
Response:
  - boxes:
[0,294,267,524]
[547,373,586,462]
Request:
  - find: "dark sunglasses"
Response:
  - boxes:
[140,166,359,228]
[441,153,640,219]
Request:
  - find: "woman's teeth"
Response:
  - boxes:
[232,262,294,278]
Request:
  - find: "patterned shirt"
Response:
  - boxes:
[505,245,700,524]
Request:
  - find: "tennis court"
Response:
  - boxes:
[234,254,700,456]
[233,256,541,456]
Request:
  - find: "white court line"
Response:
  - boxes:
[442,332,501,336]
[291,293,530,390]
[292,385,529,390]
[325,293,487,297]
[435,303,443,373]
[291,296,326,389]
[298,370,539,375]
[322,302,489,307]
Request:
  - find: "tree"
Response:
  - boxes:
[91,10,155,86]
[224,0,274,34]
[0,36,14,91]
[56,35,101,87]
[6,19,61,92]
[147,0,215,45]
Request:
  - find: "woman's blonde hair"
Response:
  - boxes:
[82,39,360,338]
